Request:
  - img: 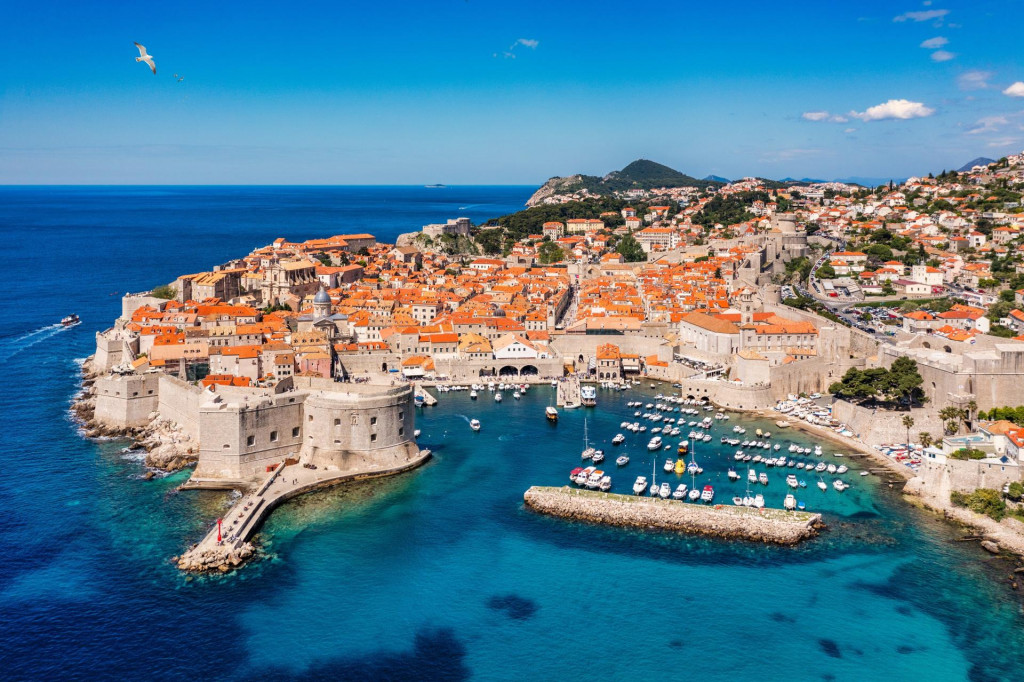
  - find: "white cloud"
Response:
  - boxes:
[920,36,948,48]
[801,111,848,123]
[930,50,956,62]
[850,99,935,121]
[958,70,993,90]
[516,38,539,49]
[1004,82,1024,97]
[987,137,1021,148]
[844,128,857,134]
[967,116,1008,134]
[494,38,540,59]
[893,9,949,23]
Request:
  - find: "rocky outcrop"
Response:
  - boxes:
[526,175,585,207]
[524,486,822,544]
[175,542,255,573]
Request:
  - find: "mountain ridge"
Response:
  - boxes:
[526,159,720,206]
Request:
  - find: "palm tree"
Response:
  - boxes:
[919,432,933,449]
[902,415,915,450]
[966,399,978,427]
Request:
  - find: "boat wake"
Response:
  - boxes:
[0,323,70,361]
[455,414,473,425]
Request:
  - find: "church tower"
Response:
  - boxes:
[313,286,332,319]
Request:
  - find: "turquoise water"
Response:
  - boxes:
[2,187,1023,680]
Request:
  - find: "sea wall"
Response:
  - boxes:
[156,374,202,440]
[906,457,1021,499]
[93,373,160,428]
[831,400,945,446]
[676,378,773,411]
[523,486,821,545]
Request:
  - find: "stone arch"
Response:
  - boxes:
[686,394,696,401]
[521,365,538,376]
[578,354,584,364]
[499,365,519,377]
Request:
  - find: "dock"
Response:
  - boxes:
[413,384,438,405]
[523,486,822,545]
[556,375,581,408]
[176,449,433,572]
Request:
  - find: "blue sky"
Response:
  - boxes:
[1,0,1023,184]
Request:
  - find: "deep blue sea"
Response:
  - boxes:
[2,186,1024,681]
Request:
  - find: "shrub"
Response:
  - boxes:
[951,488,1006,521]
[949,448,987,460]
[151,284,177,300]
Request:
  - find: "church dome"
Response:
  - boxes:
[313,287,331,304]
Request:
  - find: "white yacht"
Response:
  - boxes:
[817,479,828,491]
[836,464,848,475]
[648,436,663,451]
[753,494,765,508]
[494,392,503,403]
[633,476,648,495]
[663,459,674,473]
[659,482,672,499]
[470,390,478,400]
[784,494,796,510]
[470,419,481,431]
[612,433,625,446]
[748,469,757,483]
[786,474,798,488]
[513,391,521,400]
[833,479,848,492]
[672,484,687,500]
[758,472,769,485]
[599,476,612,492]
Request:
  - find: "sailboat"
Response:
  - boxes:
[581,418,596,460]
[648,459,659,496]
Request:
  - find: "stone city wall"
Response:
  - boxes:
[830,400,945,447]
[156,374,202,440]
[906,457,1021,499]
[93,373,160,428]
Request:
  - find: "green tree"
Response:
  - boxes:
[616,234,647,262]
[475,229,504,255]
[537,241,565,264]
[152,284,177,300]
[902,415,915,449]
[816,263,836,279]
[919,432,933,449]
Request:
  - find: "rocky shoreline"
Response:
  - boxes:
[71,358,198,474]
[524,486,823,545]
[173,541,256,573]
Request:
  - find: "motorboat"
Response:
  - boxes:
[470,390,478,400]
[413,429,421,438]
[836,465,848,474]
[728,468,740,481]
[827,464,837,474]
[570,467,583,483]
[664,459,674,473]
[673,484,687,500]
[546,406,558,422]
[759,472,769,485]
[753,494,765,508]
[688,488,701,501]
[700,485,714,503]
[674,459,686,475]
[612,434,626,446]
[513,391,521,400]
[732,496,744,506]
[817,479,828,491]
[575,466,595,486]
[633,476,648,495]
[494,392,503,403]
[659,482,672,499]
[62,314,81,327]
[599,476,612,492]
[648,436,663,451]
[592,450,605,464]
[616,455,629,467]
[748,469,757,483]
[815,462,827,473]
[833,480,848,492]
[470,419,481,431]
[784,494,796,510]
[797,501,806,511]
[586,470,604,489]
[860,471,870,477]
[649,482,660,496]
[786,474,798,488]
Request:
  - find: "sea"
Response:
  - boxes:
[1,186,1023,681]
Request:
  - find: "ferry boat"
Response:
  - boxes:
[633,476,648,495]
[580,385,597,407]
[470,419,481,431]
[61,314,80,327]
[546,406,558,422]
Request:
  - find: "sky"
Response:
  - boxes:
[1,0,1024,184]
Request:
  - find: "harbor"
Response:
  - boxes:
[524,486,822,544]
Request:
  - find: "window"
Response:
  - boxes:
[308,415,314,422]
[370,416,377,425]
[270,431,278,442]
[370,434,377,442]
[398,411,404,421]
[399,427,404,437]
[334,418,341,426]
[246,435,255,447]
[292,427,300,438]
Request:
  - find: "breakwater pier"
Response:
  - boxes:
[176,449,432,572]
[524,486,822,544]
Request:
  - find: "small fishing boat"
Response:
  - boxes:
[616,455,630,467]
[797,501,806,511]
[748,469,757,483]
[732,496,744,506]
[413,429,421,438]
[612,434,625,446]
[833,479,848,492]
[61,314,80,327]
[494,392,503,403]
[688,488,701,501]
[470,419,481,431]
[575,466,595,486]
[513,391,521,400]
[570,467,583,483]
[827,463,837,474]
[836,464,848,474]
[586,470,604,489]
[859,471,870,477]
[817,479,827,491]
[592,450,605,464]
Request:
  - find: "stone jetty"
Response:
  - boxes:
[176,448,433,573]
[524,486,822,545]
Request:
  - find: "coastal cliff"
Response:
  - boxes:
[526,175,587,206]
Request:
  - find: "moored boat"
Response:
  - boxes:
[784,494,796,510]
[546,406,558,422]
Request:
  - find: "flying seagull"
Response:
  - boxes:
[133,42,156,74]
